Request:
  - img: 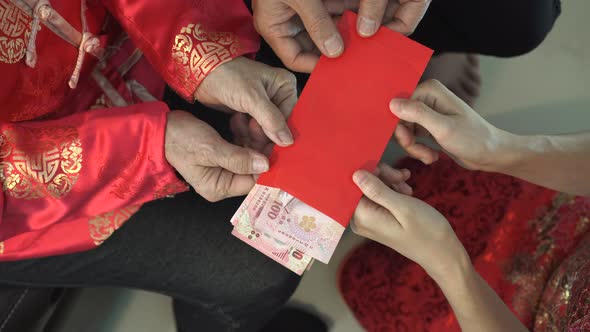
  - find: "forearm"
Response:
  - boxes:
[431,259,529,332]
[493,131,590,196]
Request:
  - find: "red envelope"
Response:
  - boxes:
[258,11,432,226]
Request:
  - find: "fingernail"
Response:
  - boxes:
[358,17,377,37]
[353,171,367,185]
[252,158,269,173]
[324,35,343,57]
[277,129,294,146]
[389,99,404,115]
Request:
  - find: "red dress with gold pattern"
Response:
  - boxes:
[339,155,590,332]
[0,0,259,260]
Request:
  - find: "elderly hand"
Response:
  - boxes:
[325,0,432,37]
[195,57,297,147]
[165,111,269,202]
[251,0,431,73]
[252,0,344,73]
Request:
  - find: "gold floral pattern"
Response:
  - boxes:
[0,0,32,64]
[0,126,82,199]
[172,23,240,94]
[300,216,317,232]
[534,234,590,331]
[502,193,590,330]
[88,205,141,245]
[576,216,590,236]
[504,193,572,318]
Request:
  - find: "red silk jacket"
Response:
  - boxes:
[0,0,260,260]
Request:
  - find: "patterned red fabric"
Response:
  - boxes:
[338,155,590,332]
[102,0,260,101]
[0,0,259,260]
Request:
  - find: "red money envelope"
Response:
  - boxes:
[258,11,433,227]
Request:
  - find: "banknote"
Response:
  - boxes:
[255,189,345,264]
[231,185,312,275]
[230,185,269,225]
[230,196,249,226]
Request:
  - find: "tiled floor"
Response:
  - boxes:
[57,2,590,331]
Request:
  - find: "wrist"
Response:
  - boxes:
[478,129,519,172]
[193,56,244,102]
[425,249,474,288]
[164,111,185,165]
[487,131,551,175]
[164,113,174,164]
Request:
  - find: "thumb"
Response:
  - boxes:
[245,91,294,147]
[413,79,470,114]
[353,170,400,212]
[292,0,344,57]
[213,139,269,175]
[389,98,452,139]
[357,0,388,37]
[353,170,414,227]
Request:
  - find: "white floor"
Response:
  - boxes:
[57,2,590,331]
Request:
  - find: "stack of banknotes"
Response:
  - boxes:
[230,184,345,274]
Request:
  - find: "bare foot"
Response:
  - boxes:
[421,53,481,106]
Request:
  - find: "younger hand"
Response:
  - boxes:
[391,79,513,171]
[195,57,297,147]
[351,166,469,279]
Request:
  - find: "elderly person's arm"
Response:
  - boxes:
[0,103,187,260]
[101,0,296,146]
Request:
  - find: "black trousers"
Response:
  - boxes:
[412,0,561,57]
[0,1,561,331]
[255,0,562,92]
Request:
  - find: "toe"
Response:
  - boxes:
[466,54,479,67]
[448,83,472,106]
[466,65,482,85]
[461,79,480,98]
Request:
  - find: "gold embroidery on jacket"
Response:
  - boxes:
[172,23,240,92]
[0,126,82,199]
[504,193,571,318]
[153,181,189,200]
[88,205,141,246]
[0,1,33,64]
[110,152,144,200]
[503,194,590,329]
[534,234,590,330]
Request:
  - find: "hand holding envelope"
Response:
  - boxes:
[230,11,433,274]
[252,0,432,73]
